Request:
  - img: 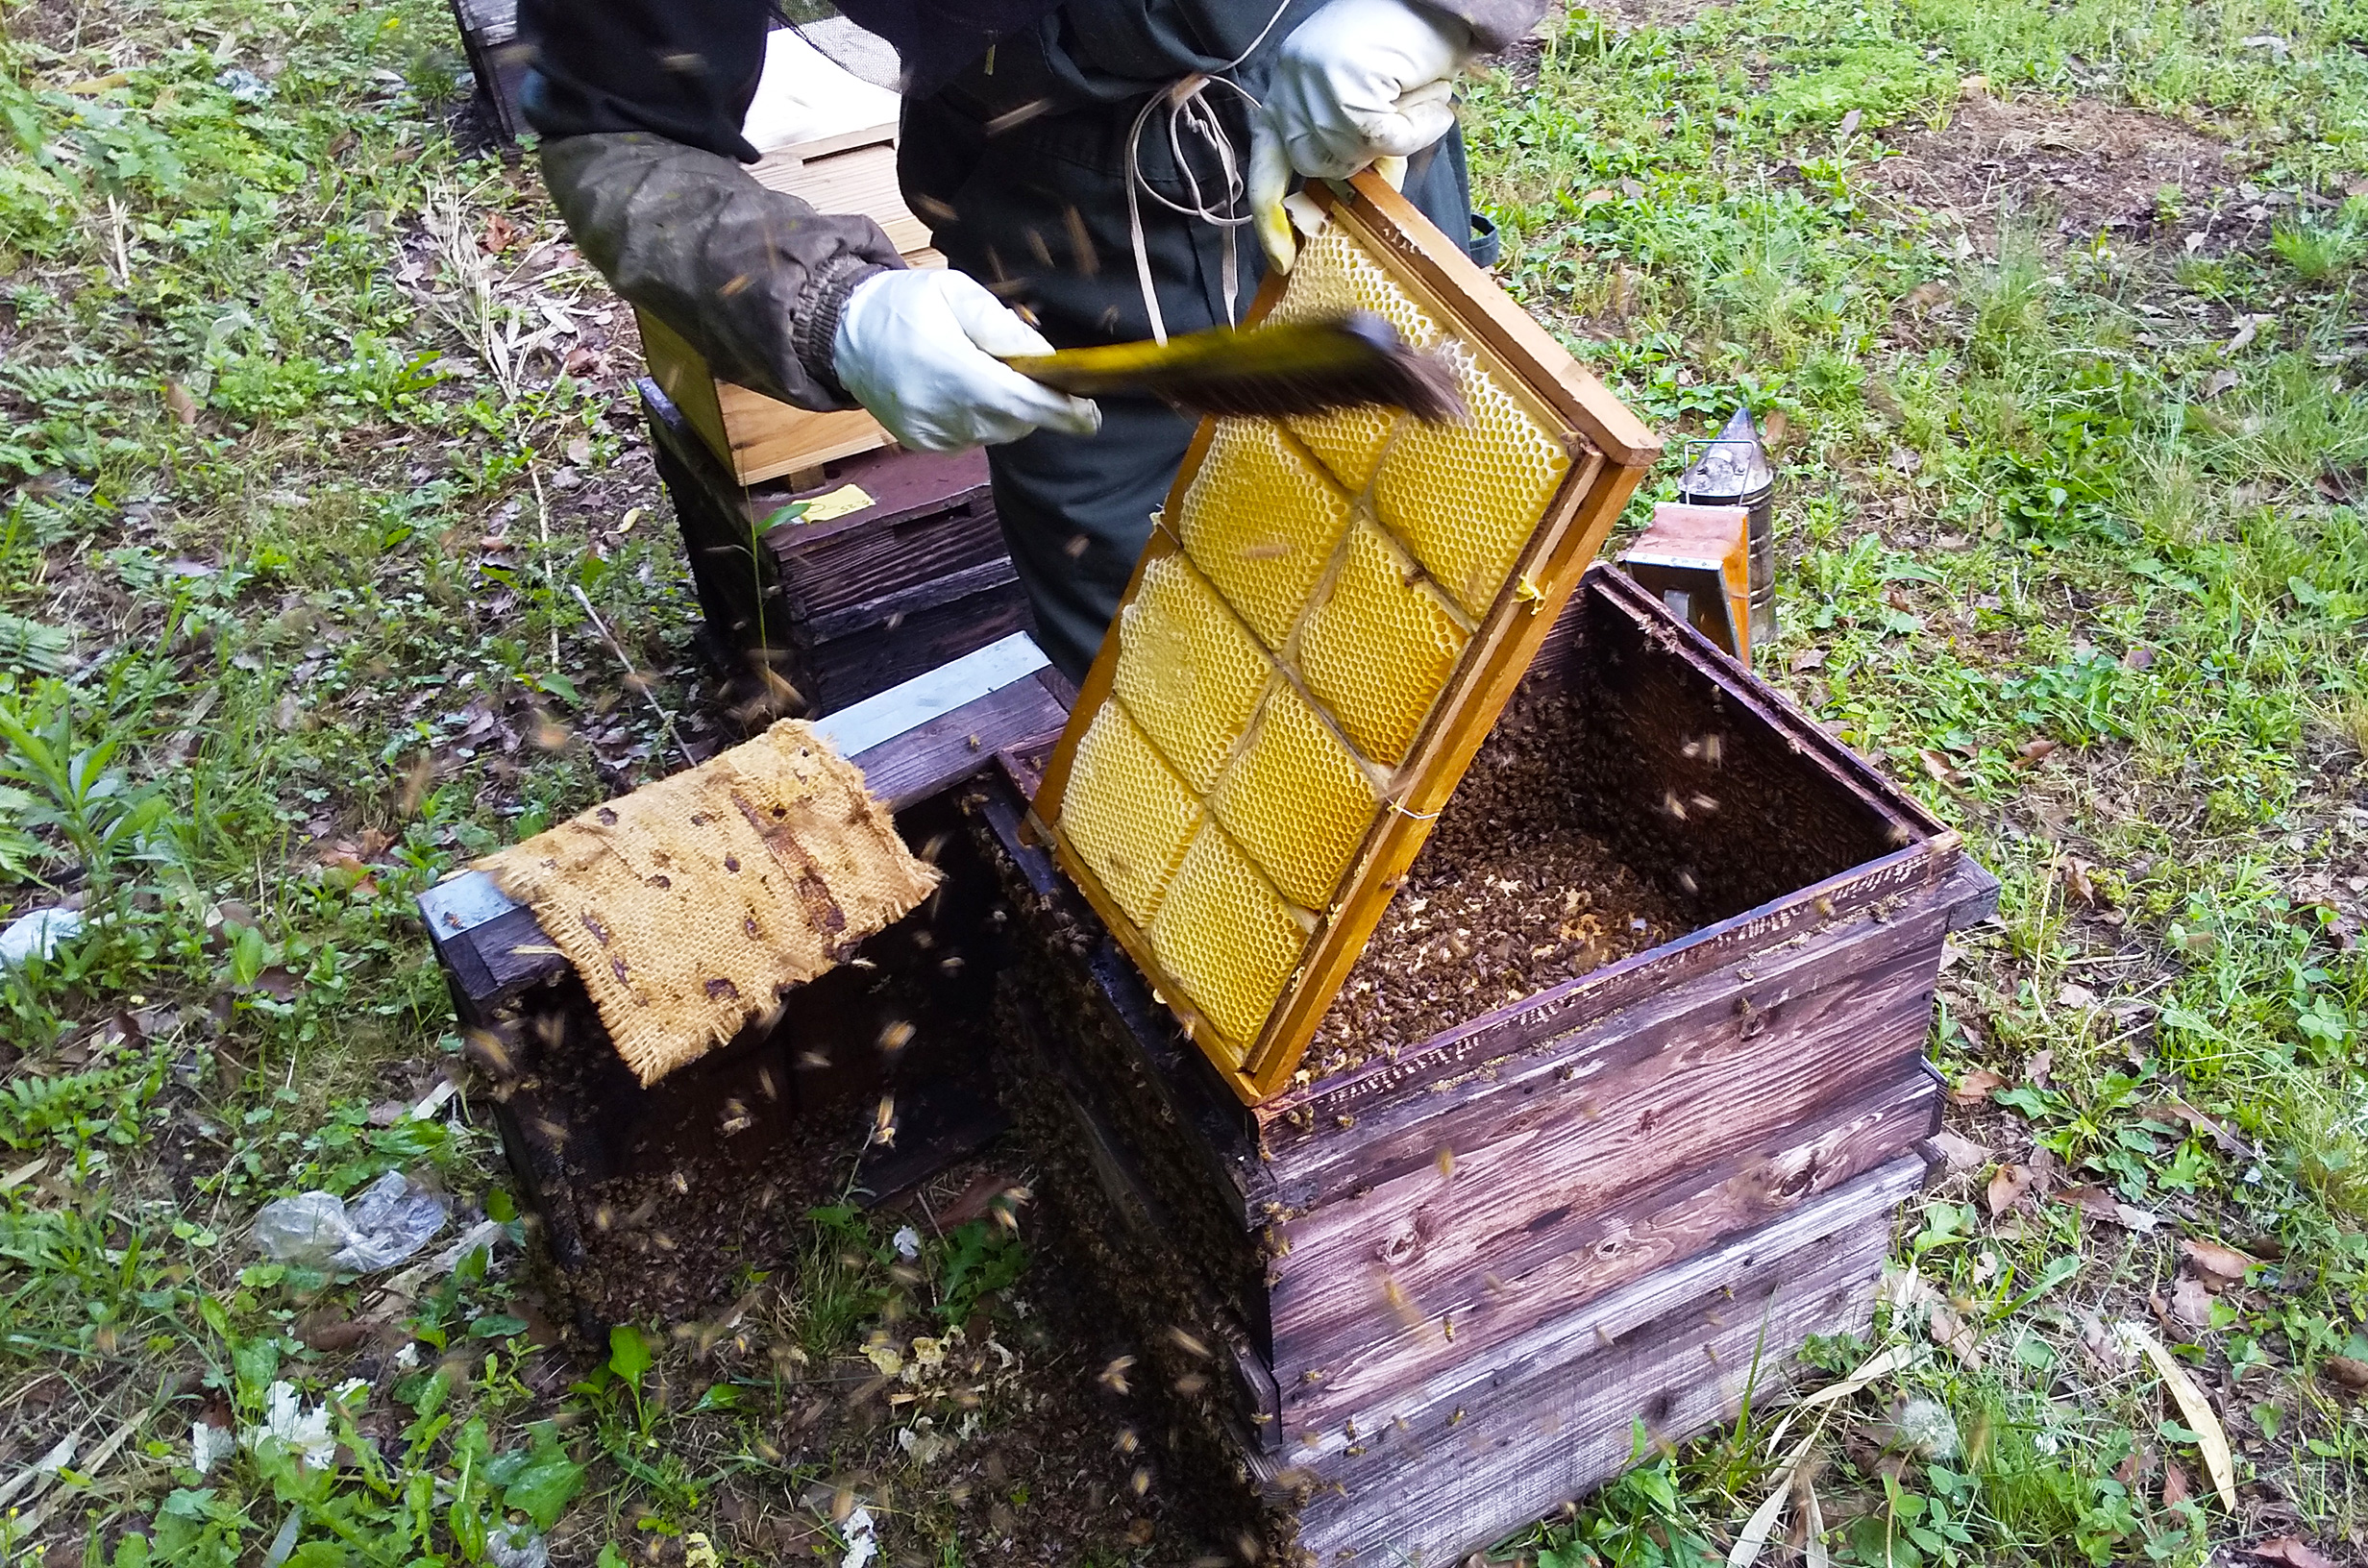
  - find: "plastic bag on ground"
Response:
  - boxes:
[486,1525,549,1568]
[252,1170,450,1272]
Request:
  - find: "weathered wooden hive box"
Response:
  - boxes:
[421,644,1069,1326]
[967,566,1996,1565]
[642,378,1031,717]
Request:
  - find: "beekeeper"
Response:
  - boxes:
[519,0,1544,678]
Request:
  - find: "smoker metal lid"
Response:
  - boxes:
[1677,406,1772,500]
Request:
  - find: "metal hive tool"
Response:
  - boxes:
[1033,172,1661,1104]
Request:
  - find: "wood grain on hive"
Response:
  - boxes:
[1032,172,1660,1104]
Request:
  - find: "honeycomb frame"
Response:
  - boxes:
[1034,171,1660,1107]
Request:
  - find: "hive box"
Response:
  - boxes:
[641,377,1033,718]
[446,0,528,141]
[968,567,1995,1565]
[422,637,1070,1325]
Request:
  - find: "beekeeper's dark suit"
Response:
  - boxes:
[520,0,1542,679]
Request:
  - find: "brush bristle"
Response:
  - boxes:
[1007,311,1468,425]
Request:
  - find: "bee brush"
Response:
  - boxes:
[1001,310,1465,424]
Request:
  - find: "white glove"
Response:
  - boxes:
[1248,0,1472,270]
[831,268,1101,453]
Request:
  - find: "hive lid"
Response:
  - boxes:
[740,26,902,154]
[476,721,939,1086]
[1030,172,1660,1105]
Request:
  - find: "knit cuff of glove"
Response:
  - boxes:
[795,255,894,404]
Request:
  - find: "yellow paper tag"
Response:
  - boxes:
[800,483,875,523]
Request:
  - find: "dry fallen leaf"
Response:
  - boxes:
[2168,1276,2214,1332]
[2162,1458,2190,1508]
[2180,1238,2254,1291]
[2059,857,2099,906]
[1929,1129,1990,1172]
[2319,1356,2368,1390]
[1917,748,1967,788]
[2014,738,2059,767]
[164,380,199,427]
[1952,1068,2007,1106]
[2249,1538,2336,1568]
[2023,1048,2054,1087]
[1986,1163,2034,1218]
[2054,1185,2120,1221]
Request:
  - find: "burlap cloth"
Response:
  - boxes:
[475,721,938,1085]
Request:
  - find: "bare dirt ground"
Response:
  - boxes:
[1873,91,2252,246]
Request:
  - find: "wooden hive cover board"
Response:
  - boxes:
[1031,172,1659,1105]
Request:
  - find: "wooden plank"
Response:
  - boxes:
[748,133,932,254]
[1269,1162,1913,1565]
[800,555,1020,644]
[1585,566,1952,846]
[1265,850,1990,1152]
[635,307,738,475]
[1273,1066,1938,1434]
[1263,1155,1917,1466]
[713,380,894,485]
[1257,862,1980,1213]
[846,670,1066,811]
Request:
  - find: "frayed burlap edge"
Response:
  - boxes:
[475,720,938,1085]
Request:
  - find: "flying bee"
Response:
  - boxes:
[463,1028,514,1077]
[1167,1326,1213,1360]
[1100,1355,1135,1394]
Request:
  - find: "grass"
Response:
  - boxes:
[0,0,2362,1565]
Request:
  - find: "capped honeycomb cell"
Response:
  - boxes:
[1149,823,1308,1057]
[1266,226,1445,493]
[1209,684,1380,909]
[1177,420,1354,650]
[1295,522,1468,767]
[1112,553,1273,793]
[1055,701,1201,930]
[1372,341,1572,619]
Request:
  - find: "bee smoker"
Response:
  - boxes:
[1677,406,1776,650]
